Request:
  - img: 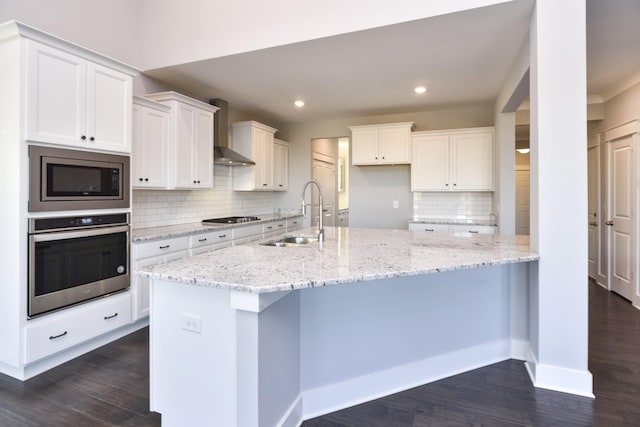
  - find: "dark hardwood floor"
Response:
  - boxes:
[1,281,638,426]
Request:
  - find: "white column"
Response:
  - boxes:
[527,0,592,396]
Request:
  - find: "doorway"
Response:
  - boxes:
[310,138,345,228]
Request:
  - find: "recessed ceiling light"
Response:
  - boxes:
[294,100,305,107]
[414,86,427,94]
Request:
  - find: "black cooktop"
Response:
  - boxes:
[202,216,261,224]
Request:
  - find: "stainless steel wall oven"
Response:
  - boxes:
[28,213,130,318]
[29,145,130,212]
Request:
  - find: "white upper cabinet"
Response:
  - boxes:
[411,127,494,192]
[132,96,170,188]
[25,40,132,153]
[273,138,289,191]
[349,122,413,165]
[232,121,285,191]
[145,92,218,190]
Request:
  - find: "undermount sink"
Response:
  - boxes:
[261,235,319,247]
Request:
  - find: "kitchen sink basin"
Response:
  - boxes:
[261,235,319,247]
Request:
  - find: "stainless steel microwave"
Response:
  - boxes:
[29,146,130,212]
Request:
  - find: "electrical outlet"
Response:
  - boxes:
[393,200,399,209]
[182,314,202,334]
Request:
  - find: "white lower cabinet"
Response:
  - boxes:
[190,230,232,256]
[131,236,190,320]
[232,223,265,245]
[409,223,497,234]
[286,217,302,232]
[24,292,132,363]
[263,220,286,238]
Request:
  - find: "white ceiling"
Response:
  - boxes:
[144,0,640,125]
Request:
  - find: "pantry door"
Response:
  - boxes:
[312,153,336,227]
[609,135,636,301]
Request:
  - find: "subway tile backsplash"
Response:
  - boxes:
[413,192,494,220]
[131,167,281,229]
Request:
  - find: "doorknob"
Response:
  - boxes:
[589,222,598,226]
[605,221,614,226]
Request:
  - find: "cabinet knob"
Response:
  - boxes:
[193,180,197,184]
[453,183,457,186]
[81,135,87,140]
[145,178,149,182]
[605,221,614,226]
[263,183,268,186]
[139,178,143,182]
[445,183,449,187]
[89,136,95,141]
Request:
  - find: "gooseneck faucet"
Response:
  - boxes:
[301,179,324,242]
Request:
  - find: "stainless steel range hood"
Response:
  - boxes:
[209,98,255,166]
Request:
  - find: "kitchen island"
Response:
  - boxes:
[138,226,538,427]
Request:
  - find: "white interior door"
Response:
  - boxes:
[588,144,600,279]
[312,154,336,228]
[515,168,530,235]
[609,136,636,301]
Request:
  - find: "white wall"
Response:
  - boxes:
[136,0,516,70]
[593,82,640,134]
[0,0,141,67]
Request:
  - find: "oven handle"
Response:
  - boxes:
[31,224,130,242]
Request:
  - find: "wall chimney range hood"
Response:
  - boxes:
[209,98,255,166]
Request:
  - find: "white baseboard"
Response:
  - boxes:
[302,339,512,421]
[524,349,594,398]
[278,395,303,427]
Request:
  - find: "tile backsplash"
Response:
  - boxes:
[413,192,494,220]
[131,167,284,229]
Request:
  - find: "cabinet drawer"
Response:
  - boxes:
[190,230,232,249]
[286,217,302,231]
[25,292,132,363]
[134,236,189,259]
[263,220,285,237]
[450,224,497,234]
[190,242,232,256]
[409,223,450,232]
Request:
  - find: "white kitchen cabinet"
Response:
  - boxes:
[231,223,264,245]
[24,292,132,363]
[131,236,190,320]
[263,220,286,238]
[349,122,413,165]
[232,121,280,191]
[145,92,218,189]
[25,39,132,153]
[190,230,232,256]
[409,222,496,234]
[132,96,171,188]
[286,217,302,232]
[411,127,494,191]
[273,138,289,191]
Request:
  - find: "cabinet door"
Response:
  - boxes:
[451,132,494,191]
[351,129,380,165]
[409,223,451,232]
[25,40,87,146]
[411,134,450,191]
[174,103,197,188]
[253,127,273,189]
[131,254,164,320]
[132,105,169,188]
[86,63,132,153]
[273,140,289,190]
[379,126,411,164]
[193,109,214,188]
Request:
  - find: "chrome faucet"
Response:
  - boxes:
[301,179,324,242]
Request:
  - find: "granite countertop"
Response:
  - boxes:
[137,226,538,294]
[131,213,302,242]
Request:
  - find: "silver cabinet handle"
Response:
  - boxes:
[605,221,614,226]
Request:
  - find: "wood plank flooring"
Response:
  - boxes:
[0,281,638,426]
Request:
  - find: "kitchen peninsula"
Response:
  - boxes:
[138,227,538,427]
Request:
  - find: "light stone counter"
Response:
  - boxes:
[137,226,537,294]
[131,213,302,242]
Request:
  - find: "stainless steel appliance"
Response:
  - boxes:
[29,146,130,212]
[202,216,261,224]
[28,213,130,317]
